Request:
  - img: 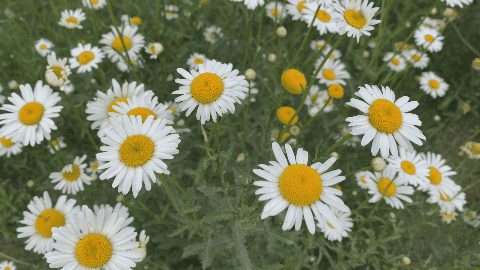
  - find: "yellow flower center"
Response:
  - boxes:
[210,33,215,39]
[92,162,99,170]
[126,107,157,122]
[474,59,480,67]
[335,185,341,190]
[281,69,307,94]
[238,154,244,158]
[271,8,280,16]
[316,44,324,51]
[428,80,439,89]
[52,140,58,146]
[108,97,129,113]
[77,51,95,65]
[323,98,332,106]
[322,69,335,81]
[91,0,99,3]
[328,84,344,98]
[471,144,480,154]
[119,135,154,167]
[467,214,473,220]
[112,36,133,52]
[360,175,367,183]
[425,35,435,43]
[150,45,156,54]
[310,94,319,103]
[439,192,451,201]
[63,165,81,181]
[274,130,290,143]
[190,73,224,104]
[19,102,44,125]
[51,67,64,79]
[66,17,78,24]
[5,267,11,270]
[279,164,322,206]
[167,11,174,16]
[76,234,112,268]
[444,211,454,219]
[40,45,47,50]
[131,17,141,25]
[297,1,306,12]
[277,106,298,125]
[13,83,18,88]
[368,99,403,133]
[427,167,441,185]
[342,132,349,137]
[412,54,421,62]
[327,222,334,229]
[194,58,204,64]
[316,10,331,22]
[168,107,176,113]
[344,10,367,29]
[377,178,396,197]
[401,161,416,175]
[391,58,400,66]
[1,137,14,147]
[35,209,65,237]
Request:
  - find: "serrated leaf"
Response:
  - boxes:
[233,221,253,270]
[201,235,212,269]
[202,211,232,224]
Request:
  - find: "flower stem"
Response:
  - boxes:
[291,3,321,66]
[157,174,189,220]
[313,133,352,162]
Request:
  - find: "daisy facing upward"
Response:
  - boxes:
[69,43,105,73]
[418,71,449,99]
[49,155,92,195]
[332,0,381,43]
[58,9,86,29]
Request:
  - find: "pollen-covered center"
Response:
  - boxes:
[425,35,435,43]
[316,10,331,22]
[401,161,416,175]
[316,44,324,50]
[1,137,14,147]
[428,167,441,185]
[360,175,367,183]
[51,66,64,79]
[428,80,439,89]
[108,97,129,113]
[92,162,99,170]
[127,107,157,122]
[277,107,298,125]
[131,17,141,25]
[119,135,154,167]
[322,69,335,81]
[297,1,306,12]
[190,72,224,104]
[377,178,396,197]
[439,191,451,201]
[344,10,367,29]
[91,0,98,3]
[63,165,81,181]
[35,209,65,237]
[271,8,280,16]
[412,54,421,62]
[279,164,322,206]
[76,233,112,268]
[310,94,319,103]
[19,102,44,125]
[78,51,95,65]
[328,84,343,98]
[66,17,78,24]
[112,36,133,52]
[467,214,474,220]
[40,45,47,50]
[391,58,400,66]
[471,144,480,154]
[368,99,403,133]
[150,46,156,54]
[194,58,204,64]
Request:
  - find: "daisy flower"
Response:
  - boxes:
[48,137,67,154]
[253,142,350,234]
[0,261,15,270]
[85,160,105,175]
[383,52,407,72]
[50,155,92,195]
[317,206,353,242]
[427,184,466,213]
[45,52,71,87]
[332,0,381,43]
[317,89,335,112]
[35,38,54,57]
[402,49,430,69]
[93,203,134,227]
[204,26,223,44]
[45,205,142,269]
[96,115,181,197]
[420,17,446,30]
[314,57,351,86]
[419,71,449,99]
[417,152,458,198]
[310,40,326,51]
[58,9,86,29]
[414,27,444,53]
[302,3,338,35]
[85,79,150,137]
[16,191,79,254]
[100,25,145,64]
[133,230,149,262]
[68,43,105,73]
[173,60,249,124]
[440,210,457,224]
[322,44,342,59]
[164,5,179,20]
[0,81,63,146]
[271,130,290,143]
[345,85,426,159]
[59,83,75,94]
[8,80,18,89]
[0,85,4,104]
[365,166,414,209]
[230,0,265,10]
[81,0,107,9]
[463,210,480,227]
[265,2,287,22]
[108,94,174,124]
[116,54,144,73]
[286,0,310,22]
[334,127,360,147]
[460,141,480,159]
[386,147,429,187]
[441,0,473,8]
[187,53,209,70]
[121,14,142,27]
[355,170,375,189]
[145,42,164,59]
[163,100,181,117]
[0,136,22,157]
[305,85,323,108]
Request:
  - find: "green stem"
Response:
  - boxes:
[157,174,188,220]
[291,4,321,66]
[314,133,352,162]
[242,12,254,72]
[166,175,198,222]
[0,252,32,266]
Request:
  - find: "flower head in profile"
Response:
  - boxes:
[58,9,86,29]
[121,14,142,27]
[332,0,381,43]
[8,80,19,89]
[317,206,353,242]
[164,5,179,20]
[145,42,164,59]
[427,184,466,213]
[230,0,265,10]
[48,137,67,154]
[46,52,71,87]
[460,141,480,159]
[355,170,375,189]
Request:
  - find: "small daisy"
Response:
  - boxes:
[354,170,375,189]
[237,153,245,162]
[253,142,350,234]
[402,49,430,69]
[420,17,445,30]
[204,26,223,44]
[441,0,473,8]
[230,0,265,10]
[271,130,290,143]
[164,5,179,20]
[427,184,466,213]
[365,166,414,209]
[116,54,144,73]
[48,137,67,154]
[145,42,163,59]
[317,89,335,112]
[314,57,351,86]
[93,203,133,227]
[417,152,458,198]
[45,205,142,269]
[332,0,381,43]
[460,141,480,159]
[310,40,326,51]
[387,147,429,187]
[108,94,174,124]
[59,83,75,94]
[440,210,457,224]
[322,44,342,59]
[81,0,107,9]
[121,14,142,28]
[35,38,54,57]
[0,261,16,270]
[133,230,149,262]
[97,115,181,197]
[345,85,426,159]
[414,27,444,53]
[419,71,449,99]
[164,100,181,117]
[317,206,353,242]
[302,3,338,35]
[286,0,310,21]
[173,60,249,124]
[463,210,480,227]
[100,25,145,64]
[86,160,105,175]
[0,81,63,146]
[16,191,79,254]
[58,9,86,29]
[187,53,209,70]
[50,155,92,195]
[8,80,19,89]
[0,136,22,157]
[69,43,105,73]
[383,52,407,72]
[45,52,71,87]
[265,2,287,22]
[334,127,360,147]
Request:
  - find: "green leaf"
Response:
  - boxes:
[233,221,253,270]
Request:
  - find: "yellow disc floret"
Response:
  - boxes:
[35,209,65,237]
[391,58,400,66]
[112,36,133,52]
[344,10,367,29]
[322,69,335,81]
[439,191,451,201]
[428,80,439,89]
[377,178,396,197]
[281,69,307,94]
[119,135,154,167]
[428,167,441,185]
[279,164,322,206]
[77,51,95,65]
[127,108,157,122]
[472,143,480,154]
[360,175,367,183]
[412,54,421,62]
[40,45,47,50]
[63,165,81,181]
[401,161,416,175]
[194,58,204,64]
[66,17,78,24]
[328,84,344,99]
[51,67,64,79]
[368,99,403,133]
[271,8,280,16]
[297,1,306,12]
[19,102,44,125]
[91,0,99,3]
[108,97,129,113]
[276,106,298,125]
[190,73,224,104]
[76,234,112,268]
[131,17,142,25]
[425,35,435,43]
[92,162,99,170]
[1,137,15,147]
[316,10,331,22]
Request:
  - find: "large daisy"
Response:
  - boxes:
[402,49,429,69]
[317,206,353,242]
[387,147,429,187]
[100,25,145,64]
[96,115,181,197]
[0,81,63,146]
[314,57,351,86]
[16,191,79,254]
[414,27,444,53]
[46,52,71,87]
[81,0,107,9]
[58,9,86,29]
[253,142,350,234]
[419,71,449,99]
[345,85,426,159]
[286,0,310,22]
[50,155,92,195]
[173,60,249,124]
[332,0,381,43]
[187,53,209,70]
[0,136,23,157]
[69,43,105,73]
[108,93,174,124]
[45,205,142,269]
[35,38,54,57]
[383,52,407,72]
[302,3,338,35]
[417,152,458,198]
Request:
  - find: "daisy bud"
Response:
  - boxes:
[371,157,386,172]
[236,153,245,162]
[330,152,339,158]
[328,84,344,99]
[352,191,358,196]
[166,74,174,81]
[281,69,307,94]
[363,51,369,57]
[471,58,480,70]
[245,69,256,80]
[289,125,300,135]
[459,151,464,156]
[268,53,277,62]
[434,115,441,121]
[368,41,376,48]
[443,8,457,20]
[431,7,437,14]
[276,26,287,37]
[405,21,411,28]
[27,180,34,187]
[403,257,411,265]
[310,257,315,262]
[91,173,98,181]
[287,138,296,145]
[116,194,124,202]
